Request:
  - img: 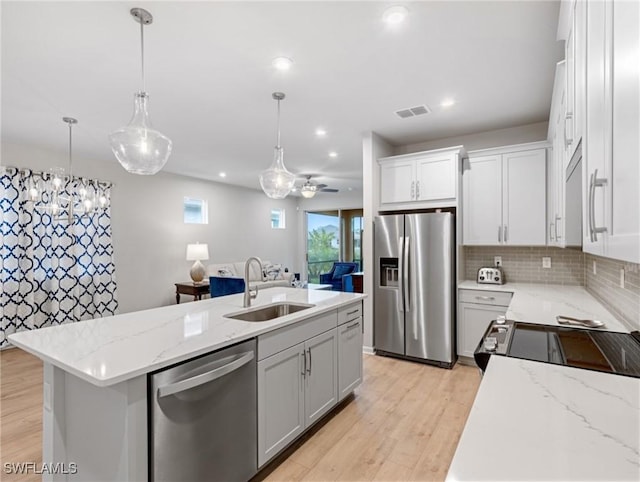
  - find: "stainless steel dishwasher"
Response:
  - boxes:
[149,338,257,482]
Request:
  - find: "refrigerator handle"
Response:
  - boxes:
[397,237,405,312]
[403,236,410,313]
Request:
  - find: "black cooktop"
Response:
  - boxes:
[475,321,640,378]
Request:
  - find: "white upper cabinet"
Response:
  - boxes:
[581,0,640,262]
[462,155,502,245]
[378,146,464,211]
[548,61,567,248]
[463,143,548,246]
[379,159,414,204]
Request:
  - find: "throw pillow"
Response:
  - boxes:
[263,263,284,281]
[332,264,353,280]
[217,267,234,277]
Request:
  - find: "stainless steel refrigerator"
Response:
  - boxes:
[374,212,455,367]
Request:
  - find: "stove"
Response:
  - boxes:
[474,320,640,378]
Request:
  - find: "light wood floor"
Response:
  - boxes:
[0,349,479,482]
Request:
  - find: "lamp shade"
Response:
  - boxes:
[186,243,209,261]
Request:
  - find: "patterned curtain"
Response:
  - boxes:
[0,167,118,348]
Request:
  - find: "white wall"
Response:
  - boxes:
[2,143,299,314]
[394,121,549,155]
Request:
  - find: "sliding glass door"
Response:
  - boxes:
[305,209,363,283]
[306,211,340,283]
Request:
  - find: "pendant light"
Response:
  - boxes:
[27,117,109,223]
[259,92,295,199]
[108,8,172,175]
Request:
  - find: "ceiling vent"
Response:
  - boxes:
[395,104,431,119]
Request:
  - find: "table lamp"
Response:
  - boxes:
[186,243,209,283]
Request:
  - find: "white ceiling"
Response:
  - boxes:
[1,1,562,194]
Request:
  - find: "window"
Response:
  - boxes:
[184,197,208,224]
[271,209,286,229]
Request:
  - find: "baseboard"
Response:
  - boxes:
[362,346,375,355]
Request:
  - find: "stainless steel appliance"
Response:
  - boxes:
[476,266,504,285]
[374,212,455,367]
[475,320,640,378]
[150,338,257,482]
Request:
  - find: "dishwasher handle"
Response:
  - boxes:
[158,351,254,398]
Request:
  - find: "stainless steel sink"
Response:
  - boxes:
[224,302,315,322]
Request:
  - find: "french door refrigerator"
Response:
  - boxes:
[374,212,455,367]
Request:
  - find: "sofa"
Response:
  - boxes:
[207,261,294,291]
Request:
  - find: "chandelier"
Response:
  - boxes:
[259,92,295,199]
[26,117,109,222]
[108,8,172,175]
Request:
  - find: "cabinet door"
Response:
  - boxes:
[574,0,587,147]
[257,344,305,467]
[502,149,547,245]
[462,155,502,245]
[338,318,363,401]
[583,0,608,256]
[304,329,338,427]
[416,153,456,202]
[458,303,508,358]
[607,0,640,263]
[380,160,414,204]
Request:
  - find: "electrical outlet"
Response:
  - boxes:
[620,268,625,288]
[542,257,552,269]
[593,260,597,275]
[494,256,502,267]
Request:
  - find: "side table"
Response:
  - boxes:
[175,281,210,304]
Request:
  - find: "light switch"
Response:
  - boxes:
[542,257,551,269]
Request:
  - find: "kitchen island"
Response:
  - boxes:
[9,287,366,481]
[446,355,640,481]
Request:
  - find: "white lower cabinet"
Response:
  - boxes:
[257,344,305,467]
[304,329,338,426]
[257,302,363,468]
[457,290,512,359]
[338,317,363,401]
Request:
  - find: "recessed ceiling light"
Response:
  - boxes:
[382,6,409,25]
[272,57,293,71]
[315,128,327,137]
[329,151,338,158]
[440,98,456,108]
[348,187,353,191]
[219,172,226,178]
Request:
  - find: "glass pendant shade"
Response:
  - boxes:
[260,146,295,199]
[109,92,172,175]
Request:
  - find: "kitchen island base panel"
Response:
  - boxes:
[43,364,147,482]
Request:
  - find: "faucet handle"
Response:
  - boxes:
[250,285,259,299]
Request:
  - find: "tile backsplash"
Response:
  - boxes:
[464,246,585,285]
[585,254,640,331]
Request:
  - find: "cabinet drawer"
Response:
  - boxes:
[338,302,362,326]
[258,310,337,361]
[458,289,513,307]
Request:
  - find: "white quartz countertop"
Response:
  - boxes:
[458,281,630,333]
[8,288,365,387]
[446,356,640,481]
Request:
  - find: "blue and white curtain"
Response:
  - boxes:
[0,167,118,348]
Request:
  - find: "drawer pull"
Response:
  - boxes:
[475,296,496,301]
[345,321,360,330]
[346,309,359,316]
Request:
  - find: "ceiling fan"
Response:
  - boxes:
[295,175,339,198]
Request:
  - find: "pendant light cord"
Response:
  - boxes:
[68,122,73,178]
[276,98,281,148]
[140,20,146,93]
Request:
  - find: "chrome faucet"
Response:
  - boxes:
[243,257,263,308]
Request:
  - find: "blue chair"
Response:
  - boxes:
[319,262,359,291]
[209,276,245,297]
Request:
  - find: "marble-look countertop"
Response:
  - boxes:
[458,281,630,333]
[446,356,640,481]
[8,288,365,387]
